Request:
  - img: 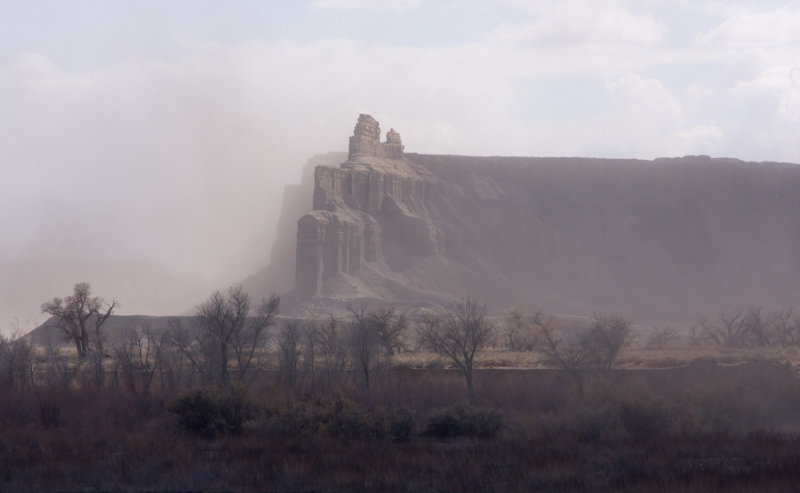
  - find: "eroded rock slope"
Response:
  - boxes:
[291,114,800,323]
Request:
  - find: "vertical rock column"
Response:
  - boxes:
[348,114,382,160]
[296,210,372,299]
[296,213,327,299]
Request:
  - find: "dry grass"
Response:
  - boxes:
[4,350,800,491]
[5,388,800,492]
[394,348,546,369]
[395,346,800,371]
[618,346,800,369]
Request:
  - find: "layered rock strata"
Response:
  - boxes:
[296,114,439,299]
[294,115,800,323]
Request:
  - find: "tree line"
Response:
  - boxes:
[20,282,499,403]
[3,282,799,403]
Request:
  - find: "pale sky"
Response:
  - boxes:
[2,0,799,331]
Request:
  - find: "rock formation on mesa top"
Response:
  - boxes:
[293,114,800,323]
[348,113,405,160]
[295,114,440,301]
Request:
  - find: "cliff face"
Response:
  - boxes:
[296,114,441,300]
[294,115,800,322]
[240,152,346,302]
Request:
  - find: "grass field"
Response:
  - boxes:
[3,353,800,492]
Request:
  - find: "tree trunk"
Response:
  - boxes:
[362,360,370,392]
[220,342,229,386]
[73,336,86,360]
[465,366,475,404]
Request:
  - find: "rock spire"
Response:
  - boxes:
[348,114,404,160]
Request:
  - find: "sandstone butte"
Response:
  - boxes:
[239,114,800,325]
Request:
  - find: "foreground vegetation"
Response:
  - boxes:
[3,283,800,491]
[3,360,800,491]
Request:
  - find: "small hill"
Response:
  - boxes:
[26,315,197,348]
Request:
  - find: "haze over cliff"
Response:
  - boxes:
[276,115,800,324]
[7,2,800,336]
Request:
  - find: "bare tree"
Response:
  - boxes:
[694,307,800,349]
[0,332,34,392]
[170,317,216,386]
[313,313,349,388]
[112,323,166,396]
[112,330,140,394]
[697,307,766,348]
[540,318,593,394]
[347,305,382,393]
[584,314,634,368]
[644,325,680,350]
[743,306,771,347]
[415,310,442,351]
[43,330,70,388]
[374,309,408,360]
[418,298,494,404]
[278,320,303,391]
[502,303,541,351]
[172,285,279,387]
[41,282,117,361]
[540,314,632,393]
[229,290,280,384]
[160,318,197,391]
[770,308,800,347]
[346,306,407,393]
[0,334,12,390]
[302,323,318,390]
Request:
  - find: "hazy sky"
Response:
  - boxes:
[2,0,799,331]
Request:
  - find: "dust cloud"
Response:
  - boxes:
[0,50,356,332]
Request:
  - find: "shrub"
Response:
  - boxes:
[618,399,674,441]
[387,407,415,441]
[571,397,675,444]
[575,405,621,443]
[425,408,460,438]
[424,405,503,439]
[38,399,61,429]
[261,394,412,440]
[678,385,766,435]
[167,385,253,437]
[324,396,370,439]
